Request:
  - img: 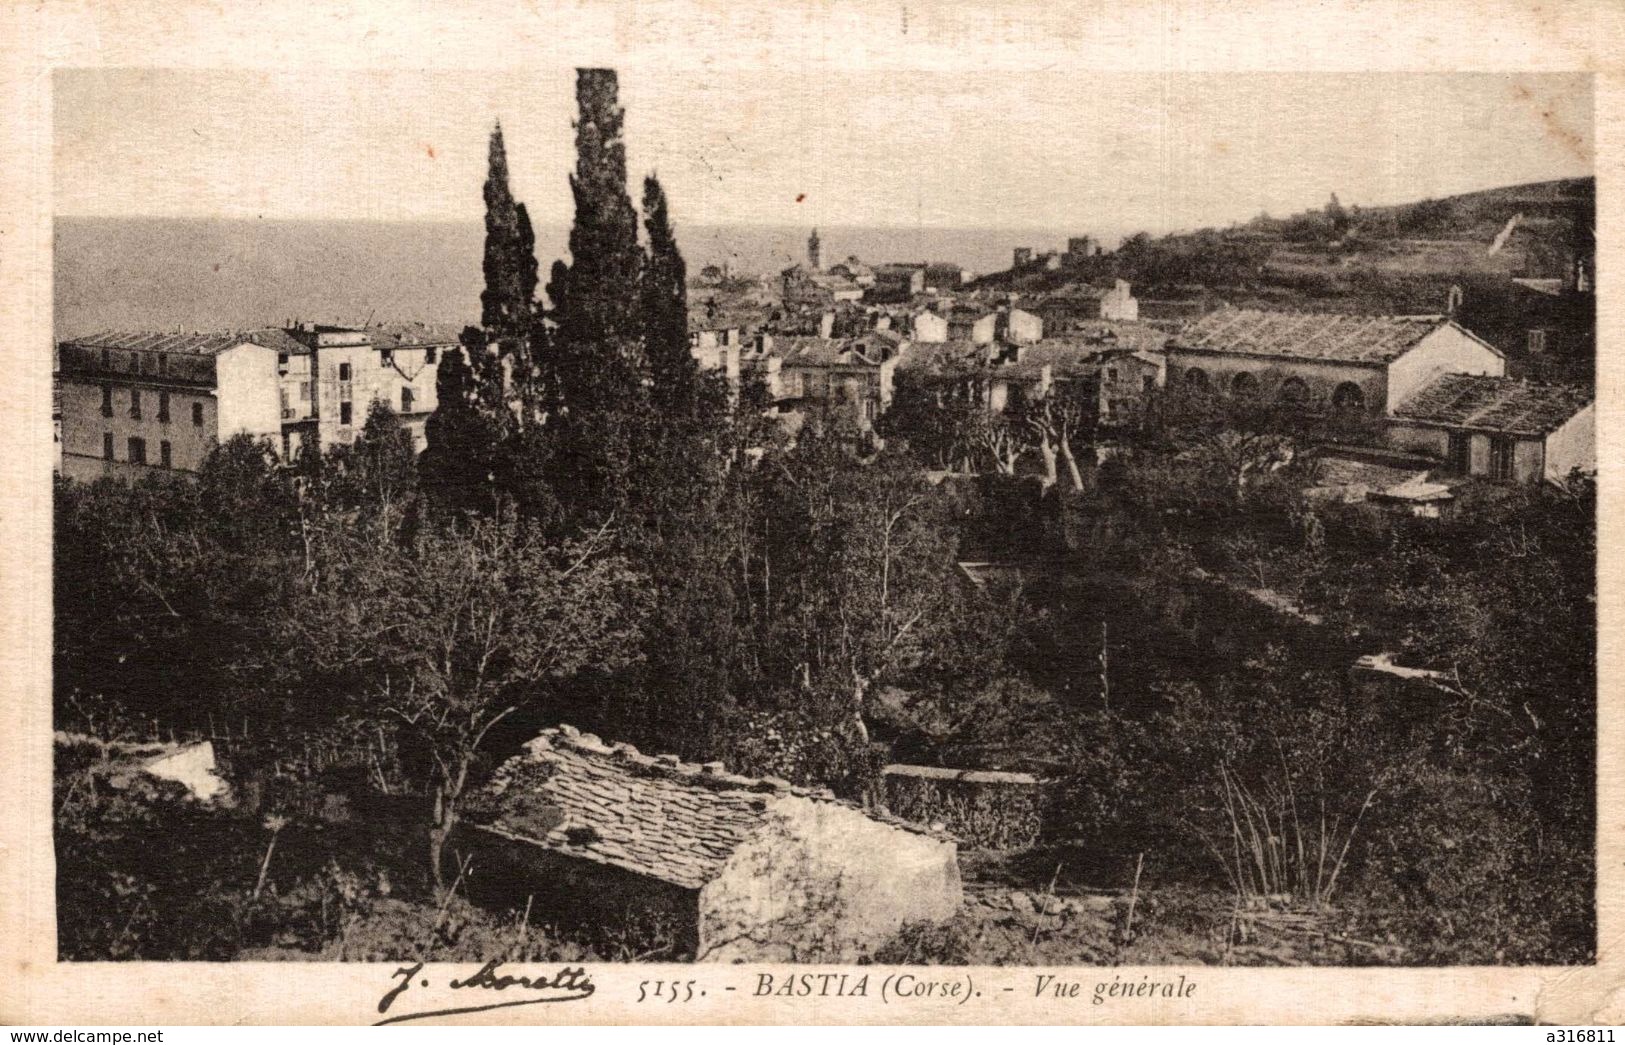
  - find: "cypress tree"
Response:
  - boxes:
[640,174,701,418]
[420,334,498,515]
[479,122,539,344]
[538,68,650,522]
[546,69,646,369]
[423,122,540,515]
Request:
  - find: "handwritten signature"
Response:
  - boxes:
[375,960,595,1025]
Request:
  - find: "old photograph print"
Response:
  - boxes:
[51,68,1596,968]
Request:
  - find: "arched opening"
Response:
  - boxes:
[1184,367,1210,393]
[1231,371,1258,398]
[1332,381,1366,413]
[1279,376,1310,405]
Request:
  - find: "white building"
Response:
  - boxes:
[57,330,294,481]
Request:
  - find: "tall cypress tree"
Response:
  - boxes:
[546,69,646,366]
[479,121,539,343]
[423,122,541,515]
[641,174,700,418]
[537,68,650,521]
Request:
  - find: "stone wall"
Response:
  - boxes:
[457,825,704,958]
[697,801,962,962]
[881,766,1041,850]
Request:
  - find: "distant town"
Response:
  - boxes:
[57,190,1595,491]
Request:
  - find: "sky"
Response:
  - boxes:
[54,69,1593,237]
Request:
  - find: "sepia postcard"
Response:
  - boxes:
[1,0,1622,1027]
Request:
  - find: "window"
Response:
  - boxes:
[299,381,311,402]
[102,432,113,460]
[192,401,204,426]
[1332,381,1365,413]
[401,387,414,414]
[157,352,167,374]
[425,346,437,365]
[1528,329,1547,354]
[1489,435,1515,482]
[160,440,172,469]
[1184,367,1210,392]
[100,385,113,418]
[338,362,351,382]
[129,388,142,420]
[380,348,394,367]
[282,432,292,459]
[101,348,111,370]
[1231,372,1258,398]
[158,391,170,423]
[1143,375,1156,393]
[1448,431,1471,474]
[280,388,292,418]
[1106,366,1118,383]
[277,352,290,372]
[127,436,146,465]
[340,401,353,426]
[1279,377,1309,404]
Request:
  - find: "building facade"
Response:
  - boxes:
[1165,308,1505,418]
[777,333,905,431]
[1387,374,1594,483]
[59,322,459,480]
[57,330,293,481]
[1036,280,1140,330]
[286,322,458,454]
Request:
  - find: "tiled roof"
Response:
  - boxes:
[368,321,466,346]
[777,336,893,368]
[1001,333,1168,378]
[897,340,987,373]
[62,328,308,356]
[1170,307,1460,365]
[468,725,946,890]
[1392,374,1593,435]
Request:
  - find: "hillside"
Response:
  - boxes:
[972,177,1594,311]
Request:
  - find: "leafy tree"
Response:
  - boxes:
[752,431,964,745]
[419,338,502,517]
[54,437,303,733]
[879,367,991,472]
[1014,381,1096,489]
[319,399,419,524]
[293,509,650,888]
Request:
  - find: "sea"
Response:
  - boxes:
[53,217,1118,338]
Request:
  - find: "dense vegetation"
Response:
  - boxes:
[54,74,1595,965]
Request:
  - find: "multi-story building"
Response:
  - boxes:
[57,329,295,480]
[58,321,461,480]
[284,322,458,454]
[776,331,906,431]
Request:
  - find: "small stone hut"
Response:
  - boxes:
[460,726,962,962]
